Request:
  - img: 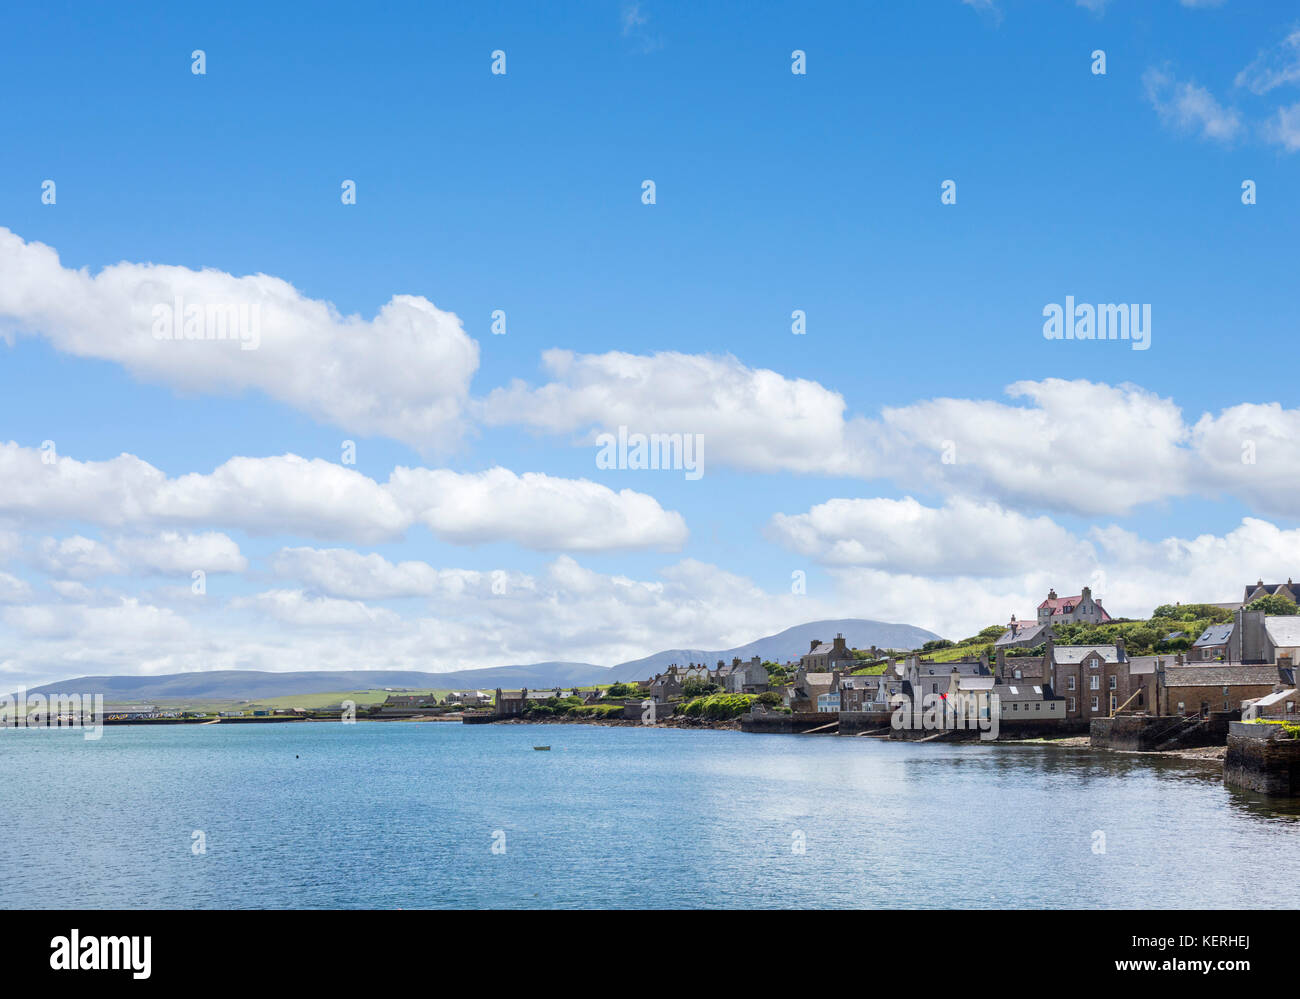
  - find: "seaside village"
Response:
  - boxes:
[459,581,1300,795]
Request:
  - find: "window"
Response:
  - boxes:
[1089,675,1099,690]
[1222,686,1230,696]
[1109,676,1117,690]
[1067,676,1076,691]
[1034,703,1041,711]
[1014,669,1022,679]
[1068,697,1076,712]
[1089,657,1098,668]
[1090,696,1099,711]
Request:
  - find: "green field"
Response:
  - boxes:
[110,688,453,715]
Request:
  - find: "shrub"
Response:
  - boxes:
[682,679,720,699]
[606,683,636,697]
[678,693,756,720]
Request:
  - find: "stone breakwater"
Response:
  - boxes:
[1224,721,1300,795]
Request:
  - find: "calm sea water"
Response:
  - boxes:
[2,721,1297,909]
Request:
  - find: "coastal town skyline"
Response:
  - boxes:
[4,1,1300,693]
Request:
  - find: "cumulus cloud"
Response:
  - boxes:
[0,443,687,551]
[112,531,247,575]
[875,379,1195,516]
[2,554,878,690]
[766,497,1091,575]
[773,498,1300,638]
[0,228,480,450]
[484,357,1300,519]
[480,349,873,477]
[235,589,403,629]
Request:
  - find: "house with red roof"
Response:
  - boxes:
[1036,586,1111,626]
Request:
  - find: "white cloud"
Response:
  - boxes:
[1,555,882,690]
[766,497,1091,575]
[0,571,33,603]
[482,359,1300,519]
[33,536,123,579]
[272,547,444,599]
[961,0,1002,21]
[112,531,247,575]
[0,443,686,551]
[235,589,402,629]
[0,228,480,450]
[1264,101,1300,151]
[780,500,1300,638]
[1143,67,1241,142]
[387,465,687,550]
[480,349,874,476]
[874,379,1195,516]
[1235,28,1300,95]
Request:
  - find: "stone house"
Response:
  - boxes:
[1227,608,1300,665]
[784,671,836,711]
[800,634,856,672]
[724,657,769,694]
[994,648,1046,683]
[1043,640,1136,721]
[838,674,898,712]
[1191,623,1233,662]
[991,682,1065,722]
[441,690,491,707]
[1037,586,1112,625]
[1242,578,1300,605]
[816,689,840,712]
[1157,665,1295,716]
[994,617,1053,650]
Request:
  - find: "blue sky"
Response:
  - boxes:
[2,0,1299,688]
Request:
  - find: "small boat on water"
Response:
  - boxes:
[533,746,551,751]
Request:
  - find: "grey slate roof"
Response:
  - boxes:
[992,683,1048,700]
[1052,645,1123,664]
[995,622,1049,647]
[1162,666,1290,687]
[1193,623,1234,649]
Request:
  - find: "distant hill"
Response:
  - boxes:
[604,618,941,680]
[25,617,940,700]
[26,663,610,701]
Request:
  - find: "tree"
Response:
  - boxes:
[682,678,720,699]
[1246,594,1300,616]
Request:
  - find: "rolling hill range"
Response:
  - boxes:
[602,618,940,680]
[26,618,940,701]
